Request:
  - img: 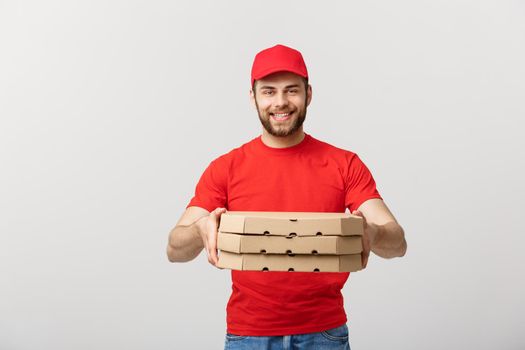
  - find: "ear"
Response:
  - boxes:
[306,84,313,107]
[250,89,257,108]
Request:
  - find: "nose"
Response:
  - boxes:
[274,91,289,108]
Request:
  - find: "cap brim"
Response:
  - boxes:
[252,66,308,84]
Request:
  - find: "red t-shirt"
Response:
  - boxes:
[187,133,382,336]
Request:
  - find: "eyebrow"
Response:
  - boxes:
[259,84,301,90]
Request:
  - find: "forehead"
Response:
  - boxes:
[256,71,305,89]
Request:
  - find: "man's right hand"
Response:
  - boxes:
[167,206,226,264]
[196,207,227,266]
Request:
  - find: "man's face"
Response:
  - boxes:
[251,71,312,137]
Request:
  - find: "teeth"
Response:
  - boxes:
[274,113,289,117]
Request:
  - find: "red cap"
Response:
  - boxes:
[251,44,308,86]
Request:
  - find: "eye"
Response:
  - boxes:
[263,90,274,96]
[288,89,299,94]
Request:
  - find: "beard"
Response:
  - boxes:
[255,99,307,137]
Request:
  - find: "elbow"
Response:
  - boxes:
[166,245,179,263]
[375,240,407,259]
[166,231,178,262]
[166,245,187,263]
[166,243,199,263]
[383,225,407,258]
[166,227,186,263]
[398,238,407,257]
[396,224,407,257]
[166,222,205,263]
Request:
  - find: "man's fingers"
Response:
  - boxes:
[362,248,370,268]
[355,209,370,269]
[362,251,369,269]
[207,208,226,266]
[214,207,227,215]
[208,224,218,265]
[208,235,218,265]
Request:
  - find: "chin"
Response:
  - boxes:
[270,128,296,137]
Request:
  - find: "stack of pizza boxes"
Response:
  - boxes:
[217,211,364,272]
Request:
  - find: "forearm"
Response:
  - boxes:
[167,219,205,262]
[370,221,407,258]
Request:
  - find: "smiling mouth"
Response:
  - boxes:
[270,111,293,121]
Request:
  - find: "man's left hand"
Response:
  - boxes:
[352,209,378,269]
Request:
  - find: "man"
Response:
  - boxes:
[167,44,407,350]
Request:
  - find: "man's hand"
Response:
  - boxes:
[352,199,407,264]
[352,209,378,269]
[196,207,227,266]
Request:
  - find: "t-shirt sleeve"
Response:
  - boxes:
[345,153,382,212]
[186,157,228,212]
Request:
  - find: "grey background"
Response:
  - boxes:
[1,0,524,349]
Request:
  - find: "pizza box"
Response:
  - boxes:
[217,232,362,255]
[218,211,363,237]
[217,251,363,272]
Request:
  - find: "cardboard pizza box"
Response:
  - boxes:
[217,251,363,272]
[217,232,362,255]
[218,211,364,237]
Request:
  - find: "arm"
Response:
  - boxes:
[166,206,226,265]
[352,198,407,267]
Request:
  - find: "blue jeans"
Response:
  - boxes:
[224,324,350,350]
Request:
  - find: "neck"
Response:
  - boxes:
[261,128,305,148]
